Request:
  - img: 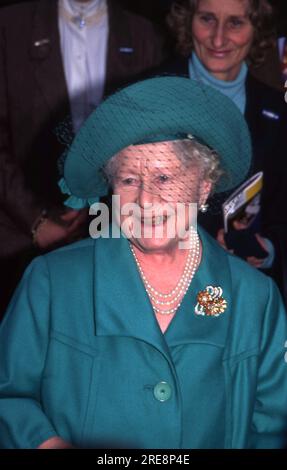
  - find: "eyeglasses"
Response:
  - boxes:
[112,170,196,203]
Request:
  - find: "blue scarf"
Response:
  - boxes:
[188,52,248,114]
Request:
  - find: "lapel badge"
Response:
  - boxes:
[119,47,134,53]
[34,38,50,48]
[195,286,227,317]
[262,109,279,121]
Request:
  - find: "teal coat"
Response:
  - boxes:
[0,228,287,449]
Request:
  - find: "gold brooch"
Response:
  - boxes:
[195,286,227,317]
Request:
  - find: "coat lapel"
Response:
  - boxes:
[105,0,123,95]
[29,0,70,116]
[104,0,134,96]
[165,228,232,350]
[94,229,172,361]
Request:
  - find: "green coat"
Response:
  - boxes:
[0,228,287,449]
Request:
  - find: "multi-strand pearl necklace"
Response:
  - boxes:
[130,228,200,315]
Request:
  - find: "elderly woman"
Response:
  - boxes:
[165,0,287,301]
[0,77,287,449]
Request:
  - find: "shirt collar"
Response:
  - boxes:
[61,0,107,17]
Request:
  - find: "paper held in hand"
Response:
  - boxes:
[222,172,263,233]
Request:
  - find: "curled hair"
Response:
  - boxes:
[167,0,276,67]
[170,139,224,192]
[103,139,224,194]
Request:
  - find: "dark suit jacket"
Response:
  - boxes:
[0,0,166,314]
[250,43,285,93]
[154,57,287,301]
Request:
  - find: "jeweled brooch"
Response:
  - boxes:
[195,286,227,317]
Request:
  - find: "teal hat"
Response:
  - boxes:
[63,77,252,199]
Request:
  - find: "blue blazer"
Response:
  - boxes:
[0,228,287,448]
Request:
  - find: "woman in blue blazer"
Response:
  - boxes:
[0,77,286,449]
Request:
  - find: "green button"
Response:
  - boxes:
[153,382,172,402]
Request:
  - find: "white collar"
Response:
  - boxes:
[61,0,107,17]
[59,0,107,29]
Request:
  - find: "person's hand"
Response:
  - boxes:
[38,436,74,449]
[216,228,234,253]
[246,234,269,268]
[218,229,269,268]
[33,208,88,250]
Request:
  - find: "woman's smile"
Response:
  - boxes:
[140,214,169,227]
[207,48,234,58]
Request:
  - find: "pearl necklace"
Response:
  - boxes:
[130,228,200,315]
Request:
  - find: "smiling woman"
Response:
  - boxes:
[0,77,287,450]
[103,139,220,254]
[164,0,287,301]
[168,0,275,71]
[191,0,254,81]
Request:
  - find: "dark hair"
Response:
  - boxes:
[167,0,276,67]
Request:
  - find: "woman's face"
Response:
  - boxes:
[111,141,211,253]
[192,0,254,81]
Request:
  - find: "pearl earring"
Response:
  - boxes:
[200,203,209,213]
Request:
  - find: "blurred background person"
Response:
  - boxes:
[0,0,166,318]
[251,0,287,90]
[119,0,287,91]
[156,0,287,304]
